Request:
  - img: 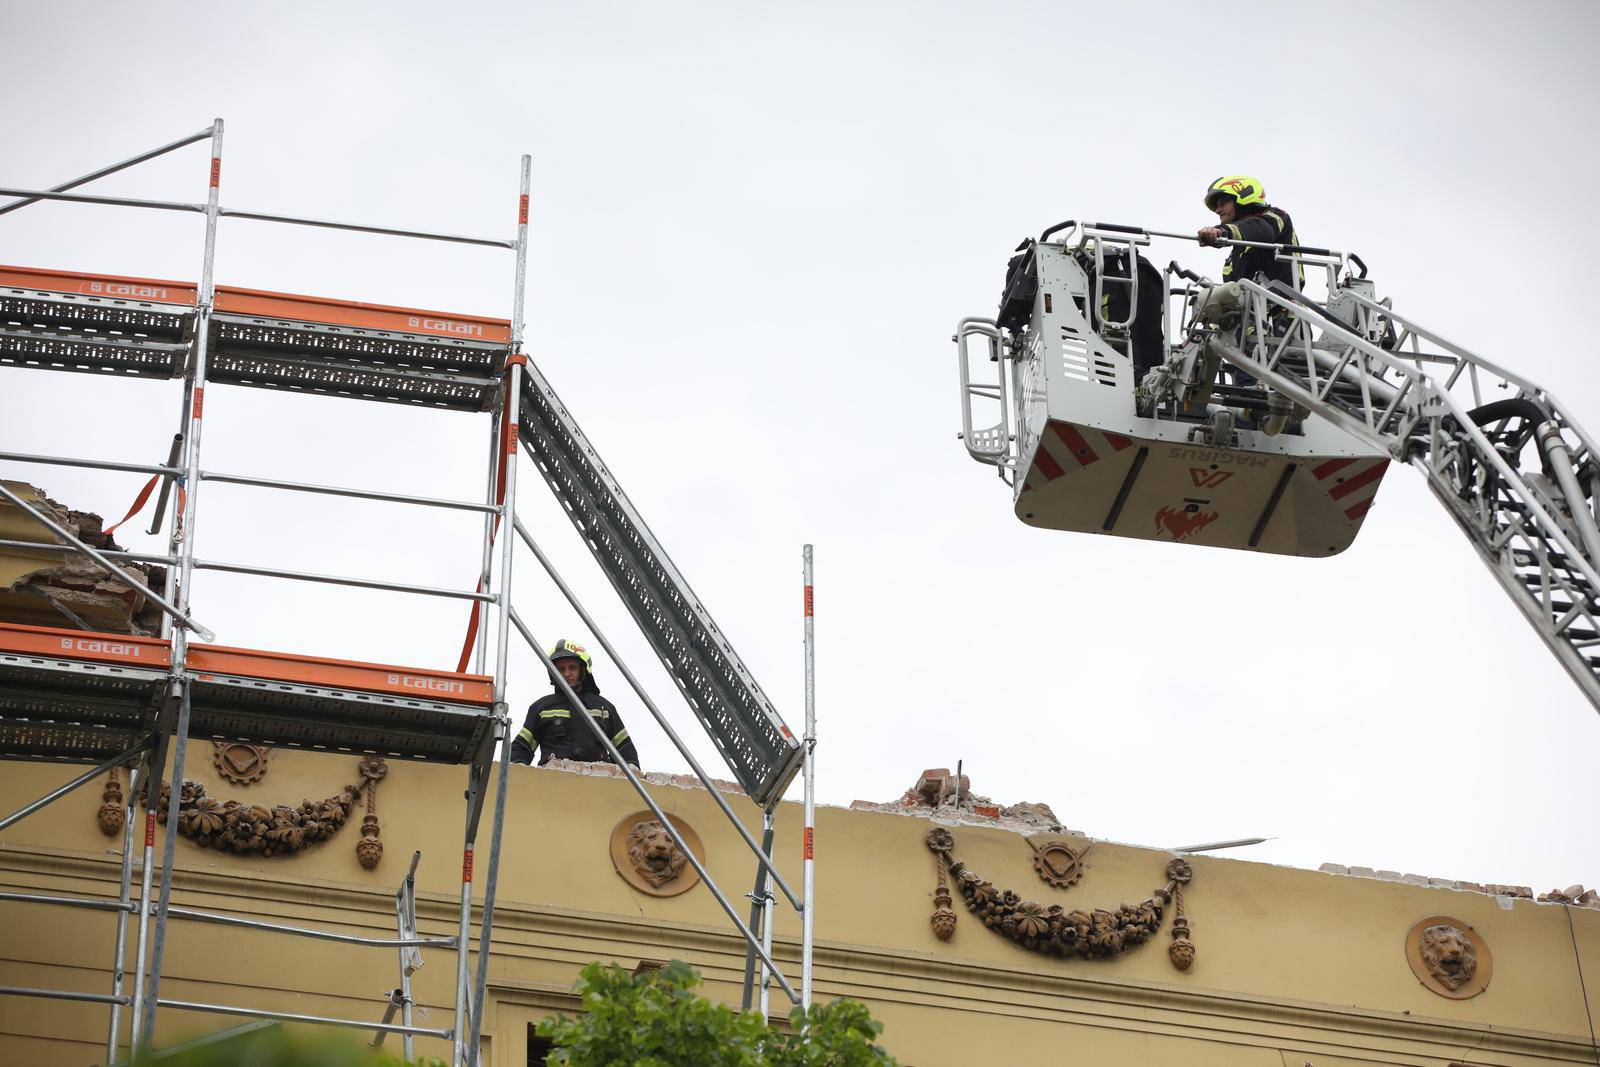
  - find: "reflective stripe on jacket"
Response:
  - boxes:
[510,680,639,768]
[1221,205,1303,290]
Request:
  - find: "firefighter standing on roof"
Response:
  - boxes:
[1196,175,1303,290]
[511,639,640,768]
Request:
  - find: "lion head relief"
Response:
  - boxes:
[1419,923,1478,990]
[626,820,688,888]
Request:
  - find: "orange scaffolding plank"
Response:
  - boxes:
[0,621,171,668]
[0,621,492,706]
[0,264,197,306]
[0,263,511,344]
[188,643,494,706]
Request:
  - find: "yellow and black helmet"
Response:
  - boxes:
[548,638,593,673]
[1204,175,1266,210]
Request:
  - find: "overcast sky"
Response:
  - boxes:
[3,0,1598,894]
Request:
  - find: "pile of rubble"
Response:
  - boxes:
[0,481,166,635]
[849,767,1064,832]
[1319,864,1600,909]
[1538,884,1600,908]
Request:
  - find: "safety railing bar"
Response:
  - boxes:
[0,449,183,478]
[0,538,177,566]
[0,127,214,218]
[165,905,457,948]
[505,607,802,1005]
[0,891,135,913]
[0,187,204,214]
[139,1019,278,1062]
[511,517,804,912]
[190,559,495,602]
[0,481,214,642]
[218,207,514,249]
[198,470,499,514]
[0,986,130,1006]
[156,998,451,1038]
[0,740,148,833]
[1344,290,1535,393]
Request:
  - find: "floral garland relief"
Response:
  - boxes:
[925,826,1195,971]
[97,754,389,869]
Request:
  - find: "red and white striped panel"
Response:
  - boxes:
[1312,456,1389,521]
[1022,422,1136,492]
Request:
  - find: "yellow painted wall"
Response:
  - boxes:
[2,749,1597,1066]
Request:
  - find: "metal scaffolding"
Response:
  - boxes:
[0,120,816,1065]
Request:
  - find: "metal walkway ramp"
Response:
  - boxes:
[518,364,803,806]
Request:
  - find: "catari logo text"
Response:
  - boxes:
[388,673,466,695]
[88,281,171,301]
[407,316,485,338]
[61,637,141,657]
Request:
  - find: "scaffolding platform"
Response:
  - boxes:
[0,622,495,765]
[0,265,508,411]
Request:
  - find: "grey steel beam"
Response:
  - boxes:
[199,470,498,514]
[218,207,513,249]
[0,187,203,213]
[0,450,182,478]
[165,906,456,948]
[0,741,147,832]
[191,559,493,602]
[0,127,213,217]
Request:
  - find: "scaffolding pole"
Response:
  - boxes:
[802,544,817,1009]
[465,153,531,1067]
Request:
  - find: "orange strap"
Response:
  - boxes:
[453,389,516,673]
[103,475,161,538]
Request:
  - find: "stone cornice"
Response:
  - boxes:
[3,843,1593,1062]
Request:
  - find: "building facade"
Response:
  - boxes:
[2,750,1597,1066]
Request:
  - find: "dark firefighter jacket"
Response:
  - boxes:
[510,675,640,768]
[1219,205,1302,291]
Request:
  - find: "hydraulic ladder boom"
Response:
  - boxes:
[1186,269,1600,711]
[517,364,803,805]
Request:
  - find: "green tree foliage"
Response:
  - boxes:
[536,960,899,1067]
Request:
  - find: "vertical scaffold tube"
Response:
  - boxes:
[126,799,157,1046]
[170,117,223,650]
[453,842,473,1066]
[465,153,531,1067]
[135,117,223,1051]
[801,544,816,1010]
[105,765,140,1063]
[759,811,775,1018]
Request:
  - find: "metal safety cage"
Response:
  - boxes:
[0,118,821,1064]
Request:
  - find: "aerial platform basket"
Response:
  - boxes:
[0,621,495,764]
[957,223,1390,557]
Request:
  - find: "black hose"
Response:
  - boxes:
[1467,397,1552,428]
[1458,397,1553,479]
[1090,221,1145,235]
[1039,220,1075,243]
